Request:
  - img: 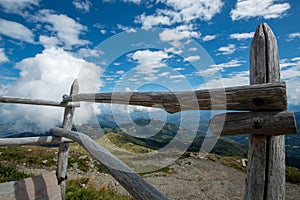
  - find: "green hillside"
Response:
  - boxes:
[90,118,247,157]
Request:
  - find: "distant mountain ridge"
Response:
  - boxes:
[96,117,247,157]
[1,111,299,167]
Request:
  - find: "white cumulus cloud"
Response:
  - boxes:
[217,44,236,55]
[37,10,89,49]
[0,47,102,132]
[136,0,223,29]
[231,0,290,20]
[0,0,39,14]
[73,0,92,12]
[287,32,300,41]
[0,48,9,64]
[199,59,245,76]
[159,25,200,48]
[280,57,300,106]
[132,49,169,74]
[184,55,201,62]
[230,32,255,40]
[158,0,224,22]
[202,35,218,42]
[0,18,35,43]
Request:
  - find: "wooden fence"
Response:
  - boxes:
[0,23,297,200]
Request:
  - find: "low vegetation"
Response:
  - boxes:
[0,128,299,200]
[66,178,132,200]
[286,166,300,184]
[0,164,31,182]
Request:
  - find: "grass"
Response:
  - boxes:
[0,163,132,199]
[66,178,132,200]
[286,166,300,184]
[0,163,32,183]
[0,145,109,174]
[0,146,56,168]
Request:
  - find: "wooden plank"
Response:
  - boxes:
[245,23,285,200]
[210,111,296,136]
[0,96,79,107]
[56,79,78,200]
[0,136,72,146]
[63,82,287,113]
[0,172,62,200]
[50,127,168,200]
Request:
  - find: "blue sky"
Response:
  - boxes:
[0,0,300,130]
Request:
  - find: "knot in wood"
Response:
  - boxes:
[252,117,263,129]
[62,94,69,102]
[252,98,265,106]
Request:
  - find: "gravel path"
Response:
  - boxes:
[18,157,300,200]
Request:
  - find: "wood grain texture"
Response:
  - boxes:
[50,127,168,200]
[64,82,287,113]
[245,23,285,200]
[56,79,79,200]
[0,96,79,107]
[263,23,285,200]
[0,136,72,146]
[210,111,296,136]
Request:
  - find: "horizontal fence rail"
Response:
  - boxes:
[0,96,79,108]
[50,127,168,200]
[63,82,287,113]
[210,111,296,136]
[0,136,73,146]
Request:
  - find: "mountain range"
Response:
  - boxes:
[0,110,299,167]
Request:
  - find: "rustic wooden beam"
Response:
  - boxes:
[0,136,73,146]
[63,82,287,113]
[56,79,79,200]
[210,111,296,136]
[0,96,79,107]
[245,23,285,200]
[50,127,168,200]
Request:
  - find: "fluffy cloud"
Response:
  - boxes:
[0,0,39,14]
[135,12,171,30]
[73,0,92,12]
[136,0,223,29]
[212,59,244,68]
[231,0,290,20]
[230,32,255,40]
[184,55,201,62]
[202,35,218,42]
[117,24,137,33]
[122,0,142,4]
[217,44,236,55]
[37,10,89,49]
[197,70,249,89]
[287,32,300,41]
[0,47,102,132]
[159,0,224,22]
[0,18,35,43]
[0,48,9,64]
[280,57,300,106]
[159,25,200,48]
[132,49,169,74]
[199,59,245,76]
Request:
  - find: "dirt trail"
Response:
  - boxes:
[19,156,300,200]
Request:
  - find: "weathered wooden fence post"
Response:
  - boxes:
[245,23,285,200]
[56,79,79,200]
